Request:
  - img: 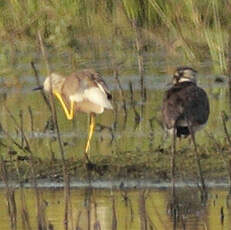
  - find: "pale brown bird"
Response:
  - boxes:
[34,69,113,155]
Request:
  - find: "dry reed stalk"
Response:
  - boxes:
[1,126,26,153]
[170,126,178,230]
[31,61,52,113]
[220,206,224,224]
[113,69,127,117]
[113,69,128,130]
[171,126,176,202]
[3,105,49,230]
[120,187,134,223]
[129,81,140,127]
[31,62,57,161]
[221,111,231,146]
[48,139,56,161]
[0,157,17,230]
[37,31,50,74]
[112,99,119,131]
[19,109,47,230]
[19,110,24,147]
[132,21,146,117]
[148,117,155,151]
[138,190,148,230]
[64,174,74,230]
[75,210,82,230]
[206,130,231,194]
[28,106,34,135]
[4,106,31,152]
[19,186,32,230]
[121,190,134,219]
[86,189,92,230]
[112,195,117,230]
[221,112,231,193]
[37,30,71,230]
[93,200,101,230]
[8,111,32,230]
[187,118,207,202]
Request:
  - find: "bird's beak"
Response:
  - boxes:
[33,86,44,91]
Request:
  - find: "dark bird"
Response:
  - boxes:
[162,67,209,138]
[34,69,113,156]
[162,67,210,200]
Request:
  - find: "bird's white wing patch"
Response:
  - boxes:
[69,93,84,102]
[84,87,112,109]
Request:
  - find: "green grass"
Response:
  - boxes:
[0,0,230,74]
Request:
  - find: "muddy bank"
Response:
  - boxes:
[1,145,229,183]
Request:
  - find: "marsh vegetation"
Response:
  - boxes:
[1,0,231,229]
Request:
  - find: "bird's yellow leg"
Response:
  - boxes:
[53,92,74,120]
[85,113,96,154]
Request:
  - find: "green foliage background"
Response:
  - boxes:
[0,0,230,74]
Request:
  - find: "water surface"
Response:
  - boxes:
[0,185,230,230]
[0,52,230,230]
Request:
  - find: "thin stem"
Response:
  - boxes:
[37,30,69,230]
[31,61,52,112]
[171,126,177,230]
[188,125,207,201]
[171,127,176,199]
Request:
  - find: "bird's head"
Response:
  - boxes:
[43,73,65,93]
[173,67,197,85]
[33,73,65,93]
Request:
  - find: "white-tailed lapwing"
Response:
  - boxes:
[34,69,113,156]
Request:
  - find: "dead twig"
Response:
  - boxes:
[114,69,127,117]
[37,30,71,230]
[221,112,231,193]
[28,106,34,135]
[31,61,52,112]
[0,157,17,230]
[129,81,140,128]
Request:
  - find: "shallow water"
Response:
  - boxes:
[0,51,231,230]
[0,71,228,159]
[0,185,230,230]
